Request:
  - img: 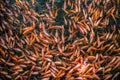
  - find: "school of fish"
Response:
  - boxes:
[0,0,120,80]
